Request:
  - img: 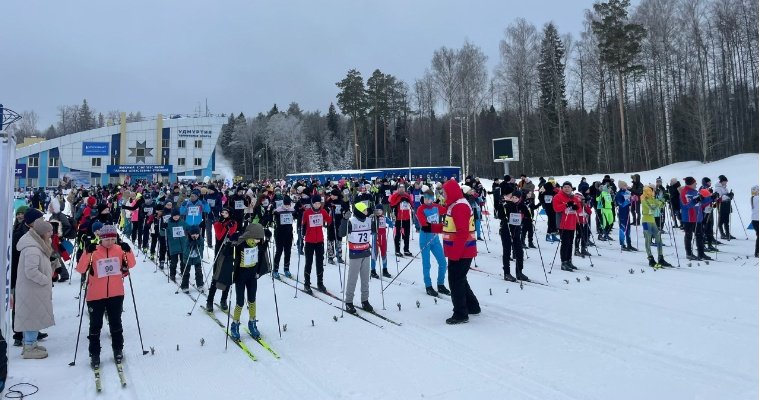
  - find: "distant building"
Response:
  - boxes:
[16,136,46,148]
[14,113,225,188]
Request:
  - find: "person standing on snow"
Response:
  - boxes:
[441,179,480,325]
[680,177,717,261]
[370,205,392,279]
[540,178,560,242]
[616,181,637,252]
[271,196,296,280]
[339,202,375,314]
[415,185,449,297]
[713,175,736,240]
[630,174,644,226]
[389,185,414,257]
[497,188,531,282]
[301,195,332,294]
[751,185,758,258]
[552,182,582,271]
[641,185,672,268]
[229,223,268,341]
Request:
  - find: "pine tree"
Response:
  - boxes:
[538,22,569,175]
[336,69,368,168]
[592,0,646,171]
[327,103,339,138]
[79,99,94,131]
[267,104,279,117]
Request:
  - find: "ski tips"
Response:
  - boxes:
[68,361,76,366]
[142,350,149,355]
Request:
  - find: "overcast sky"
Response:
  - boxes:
[5,0,603,129]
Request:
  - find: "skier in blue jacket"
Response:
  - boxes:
[180,189,211,227]
[615,181,637,252]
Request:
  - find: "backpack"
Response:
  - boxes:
[63,214,78,239]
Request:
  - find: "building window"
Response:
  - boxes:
[162,138,170,148]
[48,178,59,187]
[194,157,202,166]
[28,156,39,167]
[178,140,186,148]
[49,157,59,167]
[194,140,202,148]
[27,178,38,187]
[112,156,119,165]
[162,156,169,165]
[92,158,102,167]
[177,158,186,166]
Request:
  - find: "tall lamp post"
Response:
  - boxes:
[454,116,465,176]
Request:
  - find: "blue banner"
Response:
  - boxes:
[107,164,172,174]
[82,142,110,156]
[14,163,26,177]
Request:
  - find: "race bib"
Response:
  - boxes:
[426,214,439,224]
[243,247,258,267]
[309,213,323,228]
[172,226,185,238]
[207,199,216,207]
[173,196,179,203]
[163,215,170,223]
[385,190,391,197]
[279,213,293,225]
[144,207,153,216]
[275,200,283,209]
[544,195,553,203]
[624,193,631,201]
[414,195,422,203]
[400,202,411,211]
[378,218,387,229]
[188,206,200,217]
[509,213,522,226]
[234,200,245,210]
[348,230,370,244]
[96,257,121,277]
[334,204,342,214]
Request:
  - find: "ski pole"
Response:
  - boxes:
[224,298,232,351]
[266,240,282,339]
[188,235,229,316]
[69,262,91,366]
[175,246,195,294]
[383,234,437,291]
[67,237,79,285]
[479,222,490,253]
[732,198,749,239]
[666,204,682,268]
[530,218,549,283]
[549,212,567,273]
[373,225,386,311]
[125,255,150,355]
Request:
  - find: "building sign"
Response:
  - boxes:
[174,128,213,138]
[107,164,173,174]
[14,163,26,177]
[82,142,110,156]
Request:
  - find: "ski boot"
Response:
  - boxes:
[219,302,229,312]
[395,251,403,257]
[371,270,380,279]
[345,303,357,314]
[621,245,632,252]
[114,349,124,364]
[437,285,450,295]
[658,255,672,267]
[686,253,699,261]
[581,248,592,257]
[560,261,574,272]
[271,270,281,280]
[503,272,517,282]
[706,245,719,252]
[337,256,345,264]
[523,243,529,249]
[516,272,530,282]
[426,286,438,297]
[90,354,100,369]
[303,284,313,295]
[327,258,336,265]
[569,261,578,270]
[284,270,292,279]
[181,286,190,294]
[446,315,469,325]
[552,234,560,242]
[317,283,327,293]
[203,303,214,313]
[647,256,658,268]
[627,245,638,252]
[545,234,552,242]
[698,253,713,261]
[382,268,392,278]
[574,249,581,257]
[361,301,374,312]
[248,320,261,340]
[230,321,241,341]
[403,251,413,257]
[597,234,605,241]
[528,242,536,248]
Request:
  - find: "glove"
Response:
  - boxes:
[121,261,129,276]
[86,242,97,253]
[570,203,578,210]
[342,210,351,219]
[566,201,574,209]
[119,242,132,253]
[694,195,703,202]
[728,191,734,199]
[711,192,720,200]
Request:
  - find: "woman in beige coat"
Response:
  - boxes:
[14,219,56,359]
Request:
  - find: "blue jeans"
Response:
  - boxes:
[619,213,631,246]
[23,331,38,346]
[475,219,482,240]
[420,231,447,287]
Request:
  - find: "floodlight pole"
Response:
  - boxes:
[502,161,509,177]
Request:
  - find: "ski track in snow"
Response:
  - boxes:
[6,154,759,400]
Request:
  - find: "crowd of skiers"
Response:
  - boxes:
[8,171,758,364]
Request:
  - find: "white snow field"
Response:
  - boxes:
[7,154,758,400]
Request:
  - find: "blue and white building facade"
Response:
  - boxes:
[14,114,226,188]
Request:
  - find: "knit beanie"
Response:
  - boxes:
[684,177,696,186]
[98,224,118,239]
[24,208,44,225]
[32,219,53,236]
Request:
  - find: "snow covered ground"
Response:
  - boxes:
[7,154,758,400]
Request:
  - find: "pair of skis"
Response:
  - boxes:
[92,359,126,392]
[212,302,281,359]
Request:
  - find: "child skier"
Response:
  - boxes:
[181,225,204,293]
[339,202,375,314]
[415,186,450,296]
[75,225,136,368]
[641,185,672,268]
[230,223,267,340]
[166,209,189,282]
[205,208,237,312]
[272,196,296,279]
[301,195,331,293]
[370,205,392,279]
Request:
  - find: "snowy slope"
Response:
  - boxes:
[7,155,758,400]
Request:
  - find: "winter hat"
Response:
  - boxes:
[87,197,97,207]
[330,189,341,197]
[751,185,758,194]
[421,184,430,193]
[512,189,523,198]
[503,174,512,182]
[24,208,44,226]
[374,203,384,211]
[191,189,201,197]
[98,224,118,239]
[92,221,104,233]
[32,219,53,236]
[15,205,28,216]
[618,180,628,189]
[701,177,711,186]
[283,196,292,205]
[460,185,473,194]
[208,184,217,192]
[718,175,727,183]
[656,176,662,183]
[684,177,696,186]
[562,181,573,188]
[97,203,109,214]
[171,208,181,217]
[188,225,201,236]
[311,195,322,204]
[642,186,654,199]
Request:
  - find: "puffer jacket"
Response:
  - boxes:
[75,244,136,301]
[14,230,55,332]
[442,179,476,260]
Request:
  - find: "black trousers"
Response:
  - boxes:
[545,206,557,234]
[752,221,758,256]
[520,218,534,245]
[447,258,479,319]
[181,262,203,288]
[631,201,641,225]
[701,213,716,244]
[394,219,411,252]
[304,242,324,286]
[574,224,588,251]
[500,225,523,275]
[169,253,185,279]
[234,267,258,307]
[87,296,124,357]
[274,233,293,272]
[130,220,143,245]
[718,202,731,237]
[683,222,705,256]
[560,229,574,262]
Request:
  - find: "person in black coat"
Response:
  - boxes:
[666,178,682,228]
